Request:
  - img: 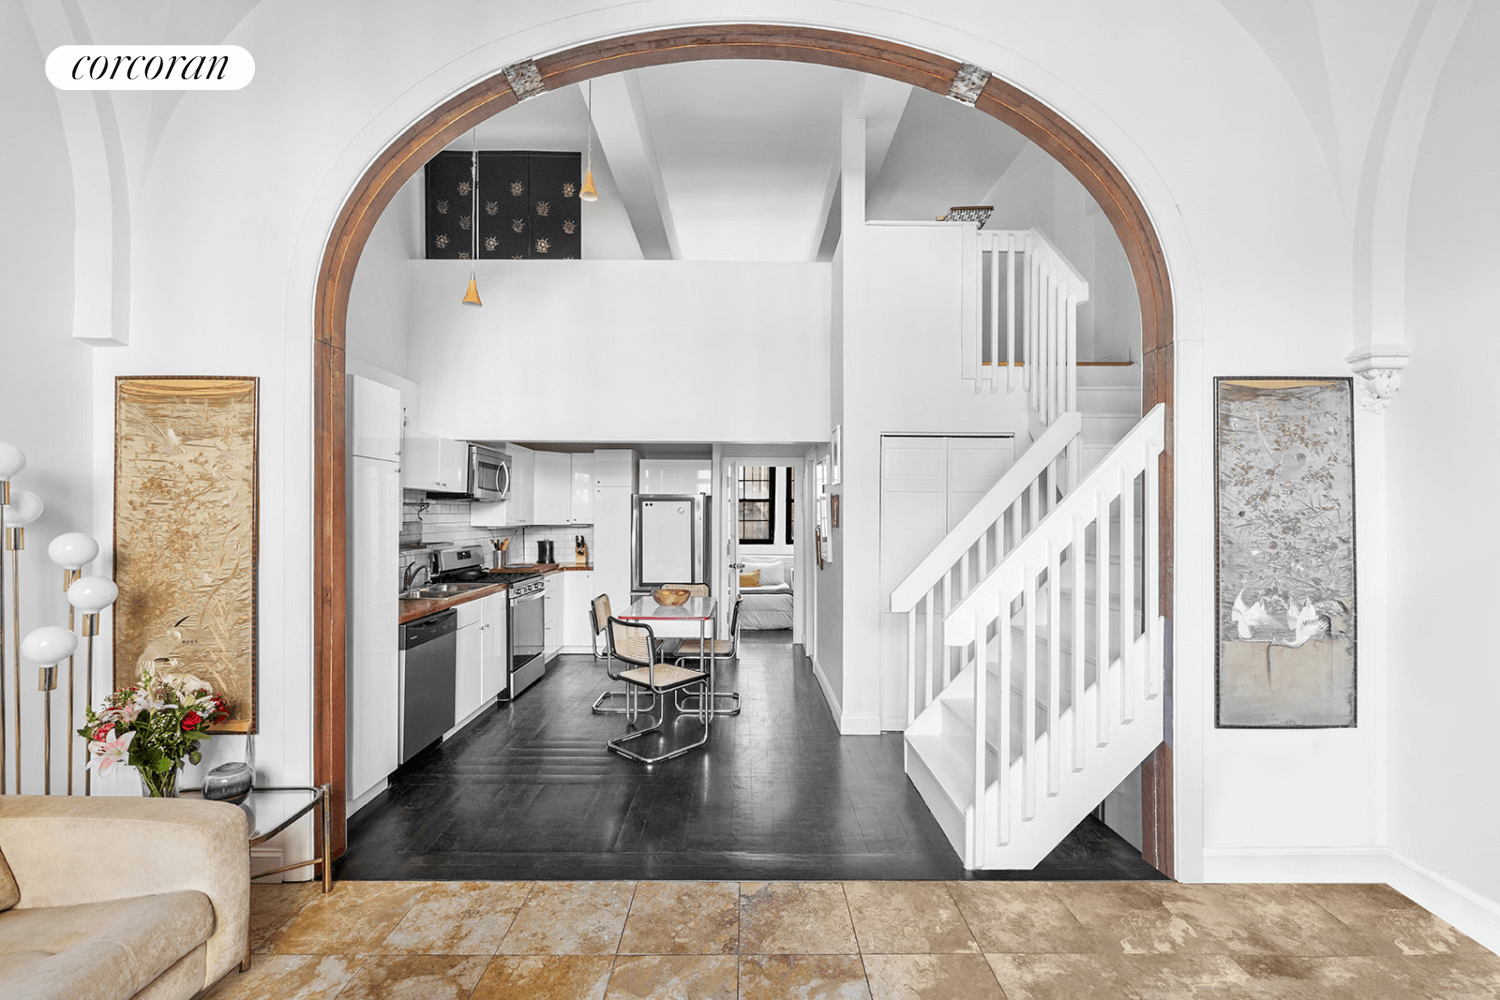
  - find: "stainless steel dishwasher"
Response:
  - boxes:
[398,609,457,763]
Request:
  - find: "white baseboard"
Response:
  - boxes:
[1201,846,1500,954]
[811,655,842,725]
[809,655,882,735]
[349,777,389,817]
[250,847,285,883]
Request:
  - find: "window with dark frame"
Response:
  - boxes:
[738,466,776,545]
[786,467,794,544]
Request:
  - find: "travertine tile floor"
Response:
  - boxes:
[208,879,1500,999]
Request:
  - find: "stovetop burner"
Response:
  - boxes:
[432,566,490,584]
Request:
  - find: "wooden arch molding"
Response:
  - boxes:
[313,24,1176,875]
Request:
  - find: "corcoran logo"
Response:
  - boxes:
[46,45,254,90]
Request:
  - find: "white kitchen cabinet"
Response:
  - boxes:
[480,593,508,702]
[347,454,400,807]
[349,376,402,463]
[593,448,639,489]
[544,573,561,662]
[593,485,632,613]
[453,599,484,726]
[403,433,468,493]
[561,570,597,652]
[508,444,535,524]
[534,449,572,524]
[570,454,594,523]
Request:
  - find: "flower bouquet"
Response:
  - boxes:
[78,666,229,797]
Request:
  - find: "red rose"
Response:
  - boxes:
[181,711,202,731]
[93,722,113,742]
[211,712,229,725]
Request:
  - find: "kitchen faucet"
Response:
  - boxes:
[402,561,430,592]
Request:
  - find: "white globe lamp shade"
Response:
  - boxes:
[21,626,78,666]
[68,576,118,613]
[48,532,99,570]
[3,489,43,525]
[0,442,23,479]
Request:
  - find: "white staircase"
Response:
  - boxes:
[893,226,1164,869]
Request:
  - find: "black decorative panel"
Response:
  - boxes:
[426,150,582,259]
[477,152,531,260]
[424,151,472,259]
[527,152,582,259]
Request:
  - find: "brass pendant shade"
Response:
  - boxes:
[461,129,482,306]
[462,276,482,305]
[580,169,599,202]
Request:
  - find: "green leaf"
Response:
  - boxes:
[189,750,202,766]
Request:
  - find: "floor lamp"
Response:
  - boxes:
[21,626,76,795]
[69,575,117,796]
[4,488,44,794]
[49,533,98,794]
[0,440,25,794]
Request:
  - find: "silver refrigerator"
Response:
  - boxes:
[631,494,712,597]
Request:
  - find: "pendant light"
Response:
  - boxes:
[462,127,482,305]
[580,79,599,202]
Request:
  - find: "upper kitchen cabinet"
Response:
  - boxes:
[403,434,468,493]
[534,450,572,524]
[570,454,594,524]
[508,444,535,524]
[594,449,639,489]
[349,377,402,463]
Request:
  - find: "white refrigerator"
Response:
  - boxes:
[631,494,711,597]
[347,376,402,808]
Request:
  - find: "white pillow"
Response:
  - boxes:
[754,560,786,586]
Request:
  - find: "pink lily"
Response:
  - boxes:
[89,730,134,777]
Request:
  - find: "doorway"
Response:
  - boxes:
[312,25,1177,876]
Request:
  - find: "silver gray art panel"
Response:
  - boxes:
[1216,378,1356,728]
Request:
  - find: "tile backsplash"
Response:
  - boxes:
[400,489,594,580]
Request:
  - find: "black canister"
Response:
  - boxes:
[537,540,554,564]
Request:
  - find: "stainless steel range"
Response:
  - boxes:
[506,574,546,698]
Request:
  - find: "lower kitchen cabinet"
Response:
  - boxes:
[544,573,561,662]
[480,593,507,702]
[561,570,596,652]
[454,600,484,726]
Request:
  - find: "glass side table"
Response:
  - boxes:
[180,784,333,892]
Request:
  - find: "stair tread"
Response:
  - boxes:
[906,731,977,811]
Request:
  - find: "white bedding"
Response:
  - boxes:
[739,583,794,630]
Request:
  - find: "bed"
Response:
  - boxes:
[738,555,795,630]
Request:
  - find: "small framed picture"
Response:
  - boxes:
[830,425,842,485]
[831,494,840,528]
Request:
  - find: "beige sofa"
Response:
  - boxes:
[0,795,249,1000]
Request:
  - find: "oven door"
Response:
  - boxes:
[507,588,546,696]
[469,447,510,501]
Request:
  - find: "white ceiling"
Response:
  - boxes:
[442,60,1088,262]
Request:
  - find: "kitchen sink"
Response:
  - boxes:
[399,582,495,600]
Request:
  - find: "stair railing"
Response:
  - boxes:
[966,228,1090,431]
[942,404,1166,855]
[890,411,1083,727]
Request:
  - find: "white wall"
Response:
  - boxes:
[347,174,420,379]
[1389,0,1500,924]
[408,259,831,443]
[0,4,94,797]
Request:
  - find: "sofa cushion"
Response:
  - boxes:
[0,849,16,912]
[0,890,214,1000]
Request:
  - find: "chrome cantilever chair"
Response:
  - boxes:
[589,593,655,717]
[605,617,710,763]
[673,596,742,716]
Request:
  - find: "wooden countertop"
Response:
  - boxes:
[398,564,594,624]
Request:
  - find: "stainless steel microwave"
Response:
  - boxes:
[468,445,511,501]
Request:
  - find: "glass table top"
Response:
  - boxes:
[619,596,717,620]
[180,785,324,844]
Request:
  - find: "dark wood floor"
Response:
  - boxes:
[338,631,1167,882]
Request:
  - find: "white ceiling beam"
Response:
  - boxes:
[588,71,680,260]
[809,74,912,260]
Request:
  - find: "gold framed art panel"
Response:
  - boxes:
[114,376,259,733]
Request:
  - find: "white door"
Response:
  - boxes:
[945,437,1016,529]
[347,456,400,803]
[480,595,507,702]
[879,439,948,730]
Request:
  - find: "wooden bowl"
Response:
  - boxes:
[653,587,691,607]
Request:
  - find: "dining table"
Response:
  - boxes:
[618,595,741,716]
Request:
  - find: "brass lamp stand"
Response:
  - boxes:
[49,533,98,794]
[20,627,75,795]
[69,576,117,796]
[4,488,43,794]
